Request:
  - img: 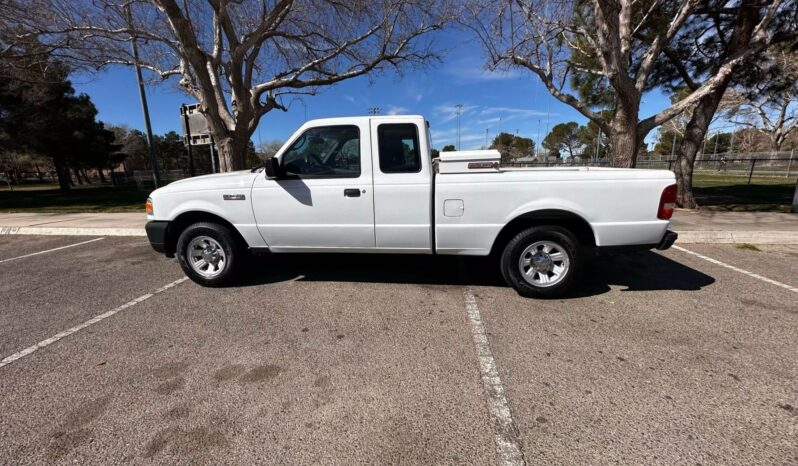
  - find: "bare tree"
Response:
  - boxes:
[725,49,798,152]
[464,0,788,168]
[3,0,450,171]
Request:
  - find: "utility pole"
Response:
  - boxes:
[670,134,677,162]
[367,107,381,116]
[485,128,489,149]
[454,104,464,150]
[595,130,602,161]
[126,4,160,188]
[537,119,542,157]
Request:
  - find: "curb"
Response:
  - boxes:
[674,230,798,245]
[0,226,146,236]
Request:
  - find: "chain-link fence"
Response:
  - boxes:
[111,169,211,189]
[505,150,797,183]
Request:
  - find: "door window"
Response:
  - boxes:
[282,125,360,178]
[377,124,421,173]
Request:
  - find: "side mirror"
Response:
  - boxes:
[264,157,282,179]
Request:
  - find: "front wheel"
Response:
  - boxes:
[500,226,582,298]
[176,222,244,287]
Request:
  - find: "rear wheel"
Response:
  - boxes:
[500,226,581,298]
[176,222,243,286]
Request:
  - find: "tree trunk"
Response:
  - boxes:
[98,169,106,183]
[73,168,84,184]
[53,156,71,191]
[216,135,248,172]
[608,103,640,168]
[609,126,638,168]
[34,162,44,181]
[676,90,728,208]
[81,169,92,183]
[791,177,798,213]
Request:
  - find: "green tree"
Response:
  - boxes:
[542,122,584,159]
[155,131,188,170]
[0,50,114,190]
[441,144,456,152]
[490,132,534,162]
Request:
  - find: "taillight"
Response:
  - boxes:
[657,184,677,220]
[145,197,153,215]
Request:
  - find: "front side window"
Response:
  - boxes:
[378,124,421,173]
[282,125,360,178]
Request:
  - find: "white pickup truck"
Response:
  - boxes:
[145,115,677,297]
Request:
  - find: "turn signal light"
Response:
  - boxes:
[657,184,677,220]
[145,198,154,215]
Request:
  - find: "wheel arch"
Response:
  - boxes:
[489,209,597,256]
[165,210,249,256]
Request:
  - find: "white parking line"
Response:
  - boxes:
[673,245,798,294]
[0,237,105,264]
[0,277,189,369]
[464,289,526,466]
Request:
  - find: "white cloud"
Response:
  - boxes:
[386,105,409,115]
[480,106,549,118]
[343,95,356,103]
[433,104,479,124]
[476,117,501,125]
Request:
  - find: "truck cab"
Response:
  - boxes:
[253,115,434,253]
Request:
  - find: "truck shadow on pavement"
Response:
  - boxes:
[240,250,715,298]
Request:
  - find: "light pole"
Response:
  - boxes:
[537,119,542,157]
[670,133,677,162]
[126,4,160,188]
[454,104,464,150]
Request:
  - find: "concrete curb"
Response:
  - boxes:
[674,230,798,244]
[2,225,798,245]
[0,226,146,236]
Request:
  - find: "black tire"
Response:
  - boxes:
[176,222,244,287]
[500,225,582,298]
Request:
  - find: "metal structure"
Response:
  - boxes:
[179,103,218,173]
[367,107,381,115]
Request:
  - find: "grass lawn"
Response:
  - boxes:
[0,183,148,213]
[692,173,796,212]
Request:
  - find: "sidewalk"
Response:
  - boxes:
[669,210,798,244]
[0,213,146,236]
[1,211,797,244]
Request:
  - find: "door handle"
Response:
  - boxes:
[344,188,361,197]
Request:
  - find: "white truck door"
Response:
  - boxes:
[370,118,432,253]
[251,121,375,251]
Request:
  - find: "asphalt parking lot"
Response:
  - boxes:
[0,236,796,465]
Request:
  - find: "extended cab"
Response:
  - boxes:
[145,115,677,297]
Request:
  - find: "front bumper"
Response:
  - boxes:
[656,230,678,250]
[145,220,169,254]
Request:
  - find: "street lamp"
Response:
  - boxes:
[125,4,160,188]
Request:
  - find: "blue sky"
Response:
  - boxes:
[72,34,671,151]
